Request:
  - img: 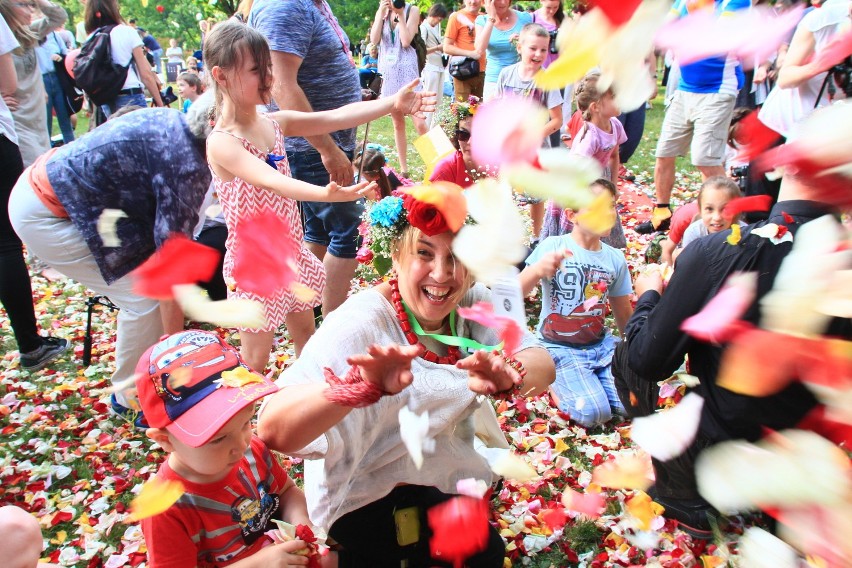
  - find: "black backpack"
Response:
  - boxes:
[73,25,132,106]
[404,5,427,74]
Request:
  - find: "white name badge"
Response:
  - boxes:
[385,51,398,66]
[490,267,526,326]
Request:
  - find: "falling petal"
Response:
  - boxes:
[470,97,547,168]
[491,452,538,482]
[127,478,185,522]
[736,111,784,162]
[131,235,221,299]
[428,497,491,568]
[561,488,605,518]
[726,224,742,245]
[503,149,601,209]
[590,0,643,27]
[534,12,608,90]
[453,180,527,286]
[816,270,852,319]
[625,491,665,531]
[291,283,319,304]
[630,393,704,461]
[457,302,523,355]
[680,272,757,344]
[401,182,468,233]
[591,453,653,490]
[811,28,852,76]
[215,366,263,388]
[776,501,852,568]
[413,127,456,179]
[575,191,617,235]
[456,478,489,499]
[232,211,300,297]
[722,195,774,221]
[399,406,434,470]
[173,284,267,329]
[739,527,799,568]
[696,430,851,514]
[97,209,128,248]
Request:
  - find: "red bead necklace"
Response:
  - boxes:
[389,279,462,365]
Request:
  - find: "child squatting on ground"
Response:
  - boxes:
[496,22,564,242]
[204,21,432,374]
[520,180,634,427]
[137,330,328,567]
[671,176,743,265]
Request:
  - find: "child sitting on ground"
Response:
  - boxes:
[496,22,563,243]
[672,176,742,264]
[520,179,634,427]
[353,147,408,199]
[137,330,325,567]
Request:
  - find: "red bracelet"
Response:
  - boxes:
[323,366,386,408]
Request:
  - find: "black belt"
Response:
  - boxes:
[119,88,144,95]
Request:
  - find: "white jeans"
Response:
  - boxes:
[9,175,164,406]
[421,66,446,129]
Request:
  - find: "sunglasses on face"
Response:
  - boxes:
[455,128,471,142]
[13,1,36,7]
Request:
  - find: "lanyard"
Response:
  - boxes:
[402,303,503,353]
[316,1,355,66]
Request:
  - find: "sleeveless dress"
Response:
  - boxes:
[378,5,422,98]
[211,118,326,333]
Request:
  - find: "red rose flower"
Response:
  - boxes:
[356,246,374,264]
[403,194,450,236]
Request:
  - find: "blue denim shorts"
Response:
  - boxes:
[287,148,364,258]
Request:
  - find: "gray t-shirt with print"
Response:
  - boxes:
[249,0,361,153]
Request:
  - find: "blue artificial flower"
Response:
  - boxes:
[370,196,404,228]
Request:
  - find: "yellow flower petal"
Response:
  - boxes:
[727,223,742,245]
[128,478,185,522]
[575,191,617,235]
[216,366,263,388]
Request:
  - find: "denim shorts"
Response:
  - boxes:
[287,148,364,258]
[100,92,148,119]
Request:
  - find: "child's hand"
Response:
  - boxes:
[393,79,436,118]
[534,249,571,280]
[253,540,311,566]
[325,180,376,202]
[634,266,665,297]
[347,344,422,395]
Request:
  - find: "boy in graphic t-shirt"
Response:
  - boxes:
[520,180,634,427]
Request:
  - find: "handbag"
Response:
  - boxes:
[448,56,480,81]
[51,33,83,115]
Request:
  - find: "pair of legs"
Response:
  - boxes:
[547,334,625,427]
[421,67,446,129]
[238,309,315,373]
[289,148,364,318]
[329,485,505,568]
[390,112,427,175]
[43,72,75,145]
[452,73,485,102]
[9,176,164,407]
[653,91,736,213]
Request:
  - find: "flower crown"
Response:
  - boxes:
[437,95,481,140]
[357,184,468,276]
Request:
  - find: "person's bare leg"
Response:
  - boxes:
[654,156,676,206]
[306,241,327,261]
[697,165,725,181]
[239,330,275,374]
[323,254,357,316]
[284,309,316,356]
[392,112,409,174]
[0,506,46,568]
[412,115,428,137]
[530,201,544,241]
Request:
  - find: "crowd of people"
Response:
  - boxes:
[0,0,850,566]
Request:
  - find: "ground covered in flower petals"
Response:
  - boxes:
[0,175,767,568]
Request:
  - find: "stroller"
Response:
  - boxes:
[359,68,383,101]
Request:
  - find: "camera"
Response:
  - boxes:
[548,30,559,54]
[160,85,178,106]
[392,0,405,9]
[730,165,750,193]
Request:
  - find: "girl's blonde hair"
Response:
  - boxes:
[202,20,272,119]
[0,0,39,49]
[574,74,610,122]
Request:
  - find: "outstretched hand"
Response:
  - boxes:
[347,344,423,395]
[393,79,437,119]
[326,180,377,202]
[456,350,521,395]
[533,249,572,281]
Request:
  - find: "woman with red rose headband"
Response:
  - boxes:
[258,183,554,567]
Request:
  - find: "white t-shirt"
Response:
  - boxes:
[0,17,20,145]
[271,284,540,529]
[758,0,850,138]
[109,24,144,90]
[420,20,443,70]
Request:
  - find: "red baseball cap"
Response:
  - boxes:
[135,330,278,447]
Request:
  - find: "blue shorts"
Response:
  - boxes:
[287,148,364,259]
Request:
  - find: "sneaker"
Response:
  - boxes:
[618,165,636,182]
[20,336,70,371]
[647,488,716,540]
[110,394,149,430]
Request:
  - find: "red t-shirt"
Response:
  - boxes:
[430,151,477,188]
[565,110,585,146]
[669,201,700,245]
[142,436,292,567]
